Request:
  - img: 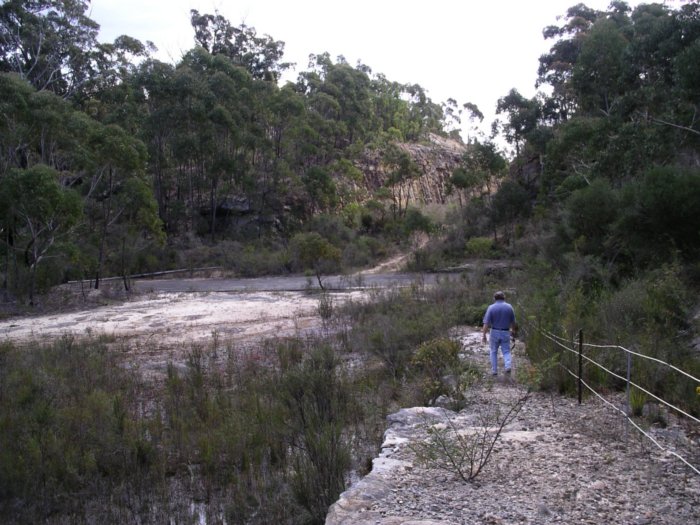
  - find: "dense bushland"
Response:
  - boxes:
[0,0,462,302]
[0,336,359,523]
[401,1,700,416]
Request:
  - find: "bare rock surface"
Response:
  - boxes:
[357,133,465,205]
[327,328,700,525]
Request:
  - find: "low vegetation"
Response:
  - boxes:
[410,393,530,483]
[0,274,507,524]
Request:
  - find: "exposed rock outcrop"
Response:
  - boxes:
[357,133,466,205]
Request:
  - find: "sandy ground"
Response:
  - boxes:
[0,289,367,380]
[0,246,446,382]
[1,291,321,344]
[0,240,444,350]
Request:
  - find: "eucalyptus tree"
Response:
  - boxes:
[495,89,541,161]
[449,140,506,208]
[403,83,444,141]
[0,164,81,304]
[380,143,421,219]
[130,59,180,230]
[0,0,99,96]
[190,9,291,82]
[136,42,292,239]
[202,54,253,238]
[571,18,629,116]
[462,101,485,142]
[369,73,412,139]
[157,49,218,235]
[83,122,157,289]
[626,2,700,137]
[537,2,600,122]
[0,0,152,101]
[297,53,374,160]
[267,83,306,159]
[0,73,34,173]
[288,231,341,289]
[513,1,700,282]
[537,1,700,193]
[0,72,86,172]
[0,73,88,297]
[302,166,338,215]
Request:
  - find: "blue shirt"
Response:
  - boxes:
[483,300,515,330]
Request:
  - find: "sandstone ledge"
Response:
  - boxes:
[326,329,700,525]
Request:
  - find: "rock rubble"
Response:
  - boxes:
[326,329,700,525]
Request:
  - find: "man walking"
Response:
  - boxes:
[482,291,516,376]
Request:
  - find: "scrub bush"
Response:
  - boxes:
[411,338,462,404]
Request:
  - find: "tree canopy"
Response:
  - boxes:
[1,1,700,303]
[0,2,462,301]
[496,0,700,283]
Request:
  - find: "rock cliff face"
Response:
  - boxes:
[356,133,466,205]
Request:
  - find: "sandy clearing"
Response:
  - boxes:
[0,290,366,346]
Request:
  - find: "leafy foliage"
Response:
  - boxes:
[0,4,461,303]
[288,231,341,289]
[0,164,82,303]
[411,338,464,405]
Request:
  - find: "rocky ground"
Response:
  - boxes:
[327,329,700,525]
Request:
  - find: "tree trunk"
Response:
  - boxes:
[402,186,410,218]
[209,177,218,241]
[121,237,130,292]
[315,269,325,291]
[2,227,9,294]
[95,168,114,290]
[28,264,36,306]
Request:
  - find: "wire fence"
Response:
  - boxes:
[519,316,700,477]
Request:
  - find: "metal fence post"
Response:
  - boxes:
[626,351,632,415]
[625,350,632,439]
[578,329,583,405]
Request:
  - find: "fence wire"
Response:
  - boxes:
[529,325,700,385]
[582,341,700,385]
[518,315,700,477]
[538,328,700,424]
[560,364,700,477]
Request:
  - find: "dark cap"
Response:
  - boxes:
[494,291,505,300]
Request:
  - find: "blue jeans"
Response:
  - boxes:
[490,329,512,374]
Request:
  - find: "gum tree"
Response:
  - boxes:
[0,164,81,304]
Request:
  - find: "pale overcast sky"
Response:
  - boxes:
[90,0,664,140]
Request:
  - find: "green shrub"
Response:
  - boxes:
[411,338,462,404]
[403,208,434,235]
[276,345,351,524]
[458,303,489,325]
[464,236,494,257]
[0,337,151,515]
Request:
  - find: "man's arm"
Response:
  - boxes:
[482,306,490,343]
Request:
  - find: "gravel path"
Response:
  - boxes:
[327,328,700,525]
